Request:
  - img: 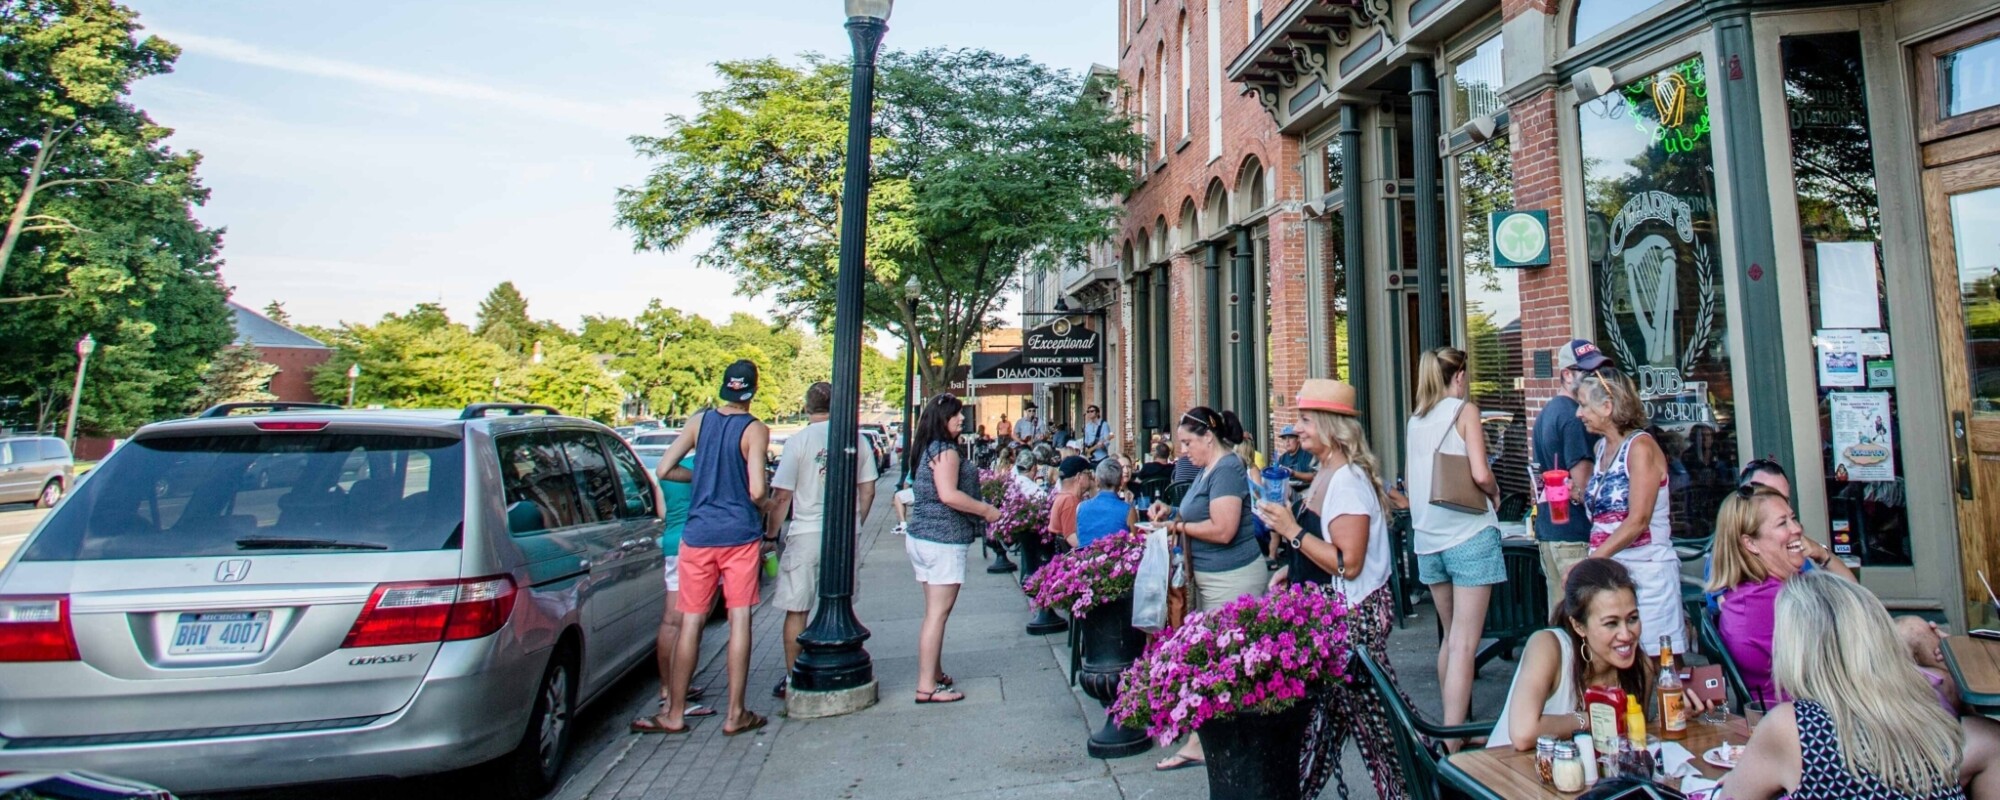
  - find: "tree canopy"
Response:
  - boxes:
[615,48,1141,390]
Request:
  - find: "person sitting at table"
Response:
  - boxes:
[1074,458,1137,548]
[1708,485,1858,707]
[1721,570,2000,799]
[1897,616,1964,717]
[1489,558,1708,750]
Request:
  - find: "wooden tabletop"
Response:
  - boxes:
[1944,635,2000,712]
[1444,717,1753,799]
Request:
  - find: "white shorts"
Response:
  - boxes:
[896,488,916,505]
[662,554,680,593]
[775,525,823,613]
[905,536,970,585]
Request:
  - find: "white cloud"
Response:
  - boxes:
[155,29,650,133]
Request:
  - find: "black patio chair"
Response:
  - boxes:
[1355,649,1503,800]
[1161,480,1192,507]
[1695,603,1757,714]
[1434,540,1548,672]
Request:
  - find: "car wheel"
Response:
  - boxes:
[36,480,62,508]
[489,648,575,799]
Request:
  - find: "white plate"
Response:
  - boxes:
[1702,744,1742,770]
[170,610,272,655]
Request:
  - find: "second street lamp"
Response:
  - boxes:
[346,363,361,406]
[901,274,919,482]
[62,334,95,450]
[789,0,891,718]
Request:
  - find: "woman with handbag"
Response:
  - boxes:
[1578,370,1685,659]
[1404,346,1503,742]
[1145,405,1263,772]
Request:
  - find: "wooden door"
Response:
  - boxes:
[1918,17,2000,625]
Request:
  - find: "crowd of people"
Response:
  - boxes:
[618,341,2000,799]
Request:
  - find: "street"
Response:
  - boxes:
[0,504,48,569]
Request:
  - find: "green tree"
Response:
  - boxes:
[517,341,621,422]
[188,344,277,411]
[860,344,905,411]
[262,300,291,327]
[310,306,516,409]
[616,49,1142,392]
[475,281,534,354]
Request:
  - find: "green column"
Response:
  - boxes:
[1232,226,1255,422]
[1153,265,1171,418]
[1206,242,1225,407]
[1339,104,1369,420]
[1133,273,1152,440]
[1411,59,1448,353]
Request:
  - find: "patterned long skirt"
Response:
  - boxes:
[1299,585,1407,800]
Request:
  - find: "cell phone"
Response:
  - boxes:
[1970,629,2000,642]
[1689,664,1727,706]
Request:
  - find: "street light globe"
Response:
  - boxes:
[904,275,921,301]
[76,334,95,357]
[347,363,361,379]
[845,0,891,21]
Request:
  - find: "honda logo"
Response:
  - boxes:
[215,559,252,583]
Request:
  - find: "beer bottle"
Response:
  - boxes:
[1658,635,1688,740]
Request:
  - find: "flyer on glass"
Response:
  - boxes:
[1830,392,1895,482]
[1816,329,1865,388]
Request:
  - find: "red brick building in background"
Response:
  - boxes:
[227,302,331,403]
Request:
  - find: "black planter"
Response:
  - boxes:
[1077,594,1150,758]
[1197,701,1314,800]
[1018,536,1068,635]
[982,527,1017,574]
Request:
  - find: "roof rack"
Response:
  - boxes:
[459,403,562,420]
[197,402,344,419]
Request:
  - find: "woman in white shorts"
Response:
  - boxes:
[906,393,1001,705]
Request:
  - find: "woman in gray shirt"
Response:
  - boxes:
[1146,406,1264,772]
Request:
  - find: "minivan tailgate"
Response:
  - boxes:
[0,553,460,738]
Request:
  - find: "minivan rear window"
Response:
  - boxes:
[24,433,465,561]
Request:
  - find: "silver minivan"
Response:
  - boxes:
[0,434,74,508]
[0,403,665,797]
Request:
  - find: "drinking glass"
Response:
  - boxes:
[1743,700,1769,730]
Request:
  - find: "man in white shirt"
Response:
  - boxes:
[766,382,877,699]
[1013,401,1047,445]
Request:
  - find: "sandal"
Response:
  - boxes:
[686,686,707,703]
[651,697,716,718]
[723,711,769,737]
[1154,754,1205,772]
[914,688,965,704]
[629,714,694,735]
[935,673,954,688]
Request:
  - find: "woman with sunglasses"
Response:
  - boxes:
[1576,370,1686,660]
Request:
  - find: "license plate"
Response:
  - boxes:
[170,611,272,655]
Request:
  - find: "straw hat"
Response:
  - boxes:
[1295,379,1360,417]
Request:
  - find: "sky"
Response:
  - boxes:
[124,1,1117,332]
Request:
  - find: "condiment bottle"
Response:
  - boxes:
[1658,635,1688,740]
[1585,686,1626,774]
[1536,736,1558,785]
[1573,730,1600,786]
[1552,740,1586,792]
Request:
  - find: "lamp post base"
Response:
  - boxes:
[785,680,879,720]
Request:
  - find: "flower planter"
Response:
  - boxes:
[1197,702,1314,800]
[982,532,1017,573]
[1018,536,1068,635]
[1077,594,1149,758]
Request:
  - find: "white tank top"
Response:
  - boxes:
[1405,397,1499,554]
[1487,629,1579,750]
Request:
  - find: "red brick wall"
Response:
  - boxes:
[261,346,332,403]
[1507,88,1572,420]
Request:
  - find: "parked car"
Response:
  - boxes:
[630,429,678,448]
[0,402,666,798]
[0,434,74,508]
[860,431,892,474]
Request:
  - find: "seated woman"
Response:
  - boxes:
[1722,571,2000,799]
[1074,458,1136,548]
[1489,558,1706,750]
[1707,485,1857,707]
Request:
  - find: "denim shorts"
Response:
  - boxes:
[1417,526,1506,586]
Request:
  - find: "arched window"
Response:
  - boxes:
[1203,179,1229,234]
[1179,13,1192,138]
[1237,157,1266,217]
[1153,217,1169,263]
[1572,0,1664,46]
[1177,198,1198,248]
[1156,44,1169,158]
[1138,68,1150,160]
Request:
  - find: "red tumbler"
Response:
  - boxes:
[1543,470,1571,525]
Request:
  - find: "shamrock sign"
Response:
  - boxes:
[1490,209,1552,268]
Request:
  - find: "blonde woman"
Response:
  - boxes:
[1255,380,1403,798]
[1722,571,2000,798]
[1404,347,1502,738]
[1707,484,1857,707]
[1577,370,1685,658]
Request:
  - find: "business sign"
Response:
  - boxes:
[972,350,1083,384]
[1021,318,1102,366]
[1490,209,1551,268]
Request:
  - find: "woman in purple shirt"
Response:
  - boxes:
[1707,484,1857,706]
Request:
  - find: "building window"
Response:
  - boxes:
[1449,34,1506,127]
[1157,46,1168,159]
[1139,68,1150,162]
[1453,135,1525,516]
[1577,54,1731,540]
[1206,0,1223,160]
[1179,14,1192,139]
[1248,0,1262,42]
[1573,0,1665,46]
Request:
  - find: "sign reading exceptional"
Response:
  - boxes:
[1490,209,1552,268]
[1021,318,1103,366]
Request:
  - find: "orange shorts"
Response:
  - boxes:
[677,541,762,613]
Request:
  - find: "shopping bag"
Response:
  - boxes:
[1131,526,1170,632]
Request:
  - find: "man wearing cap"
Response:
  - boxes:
[1275,425,1318,486]
[1014,402,1047,445]
[648,359,772,736]
[1534,339,1607,609]
[1047,455,1094,549]
[765,382,878,700]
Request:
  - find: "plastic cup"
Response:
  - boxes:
[1261,467,1290,504]
[762,550,780,579]
[1542,469,1571,524]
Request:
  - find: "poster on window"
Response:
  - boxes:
[1829,392,1895,482]
[1816,329,1865,388]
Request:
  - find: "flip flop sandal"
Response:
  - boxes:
[652,697,717,718]
[935,673,954,688]
[629,715,694,735]
[723,712,769,737]
[914,688,965,704]
[1154,755,1205,772]
[686,686,708,702]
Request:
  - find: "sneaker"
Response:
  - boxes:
[893,522,907,535]
[772,678,788,700]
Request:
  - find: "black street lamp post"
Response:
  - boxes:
[789,0,891,717]
[901,275,919,482]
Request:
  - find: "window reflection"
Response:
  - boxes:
[1944,37,2000,118]
[1455,137,1528,520]
[1451,35,1506,126]
[1573,0,1666,46]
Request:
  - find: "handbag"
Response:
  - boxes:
[1428,402,1493,515]
[1166,529,1197,628]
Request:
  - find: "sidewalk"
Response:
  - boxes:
[555,489,1510,800]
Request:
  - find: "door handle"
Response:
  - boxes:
[1954,411,1975,501]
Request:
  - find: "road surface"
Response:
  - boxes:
[0,504,48,568]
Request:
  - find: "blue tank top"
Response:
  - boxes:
[683,409,762,548]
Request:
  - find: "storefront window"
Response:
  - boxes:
[1781,32,1910,567]
[1943,36,2000,118]
[1324,139,1344,198]
[1578,55,1733,541]
[1573,0,1665,46]
[1451,35,1506,126]
[1456,136,1527,519]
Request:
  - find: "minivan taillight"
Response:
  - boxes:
[341,576,517,648]
[0,596,80,662]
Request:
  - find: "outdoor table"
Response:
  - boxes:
[1943,635,2000,713]
[1442,716,1753,798]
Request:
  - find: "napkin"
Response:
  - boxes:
[1680,775,1721,799]
[1650,741,1700,778]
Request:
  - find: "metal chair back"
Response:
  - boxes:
[1695,603,1757,714]
[1354,649,1502,800]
